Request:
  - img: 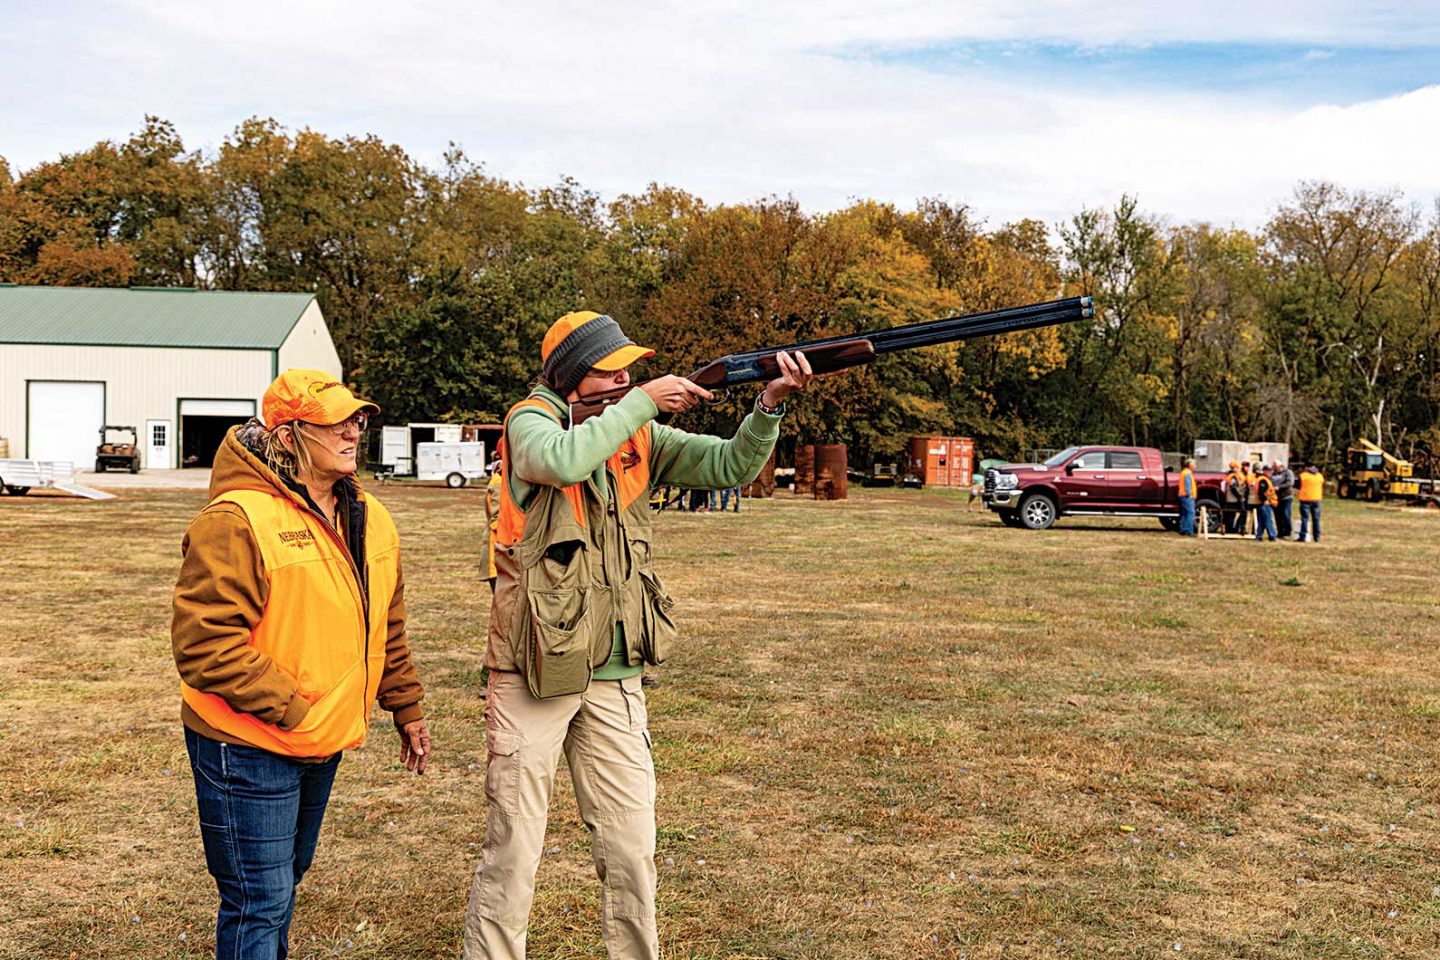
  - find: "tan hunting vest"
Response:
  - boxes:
[488,394,676,697]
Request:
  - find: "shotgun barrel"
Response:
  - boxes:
[568,296,1093,425]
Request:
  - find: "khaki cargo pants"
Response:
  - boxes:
[463,669,658,960]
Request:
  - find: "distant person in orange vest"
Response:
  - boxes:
[1297,461,1325,542]
[1177,457,1198,535]
[1253,464,1278,542]
[1223,461,1245,534]
[483,456,502,592]
[171,370,428,958]
[1241,461,1259,534]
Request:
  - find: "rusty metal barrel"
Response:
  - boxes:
[794,444,815,496]
[744,451,776,498]
[814,444,848,500]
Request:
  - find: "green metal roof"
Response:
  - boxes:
[0,285,317,349]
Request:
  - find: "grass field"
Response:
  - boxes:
[2,483,1439,959]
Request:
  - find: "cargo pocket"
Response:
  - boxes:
[524,587,592,699]
[638,569,677,665]
[619,675,657,807]
[485,729,525,817]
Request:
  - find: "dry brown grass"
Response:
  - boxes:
[2,484,1439,959]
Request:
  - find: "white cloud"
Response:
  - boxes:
[1,1,1438,229]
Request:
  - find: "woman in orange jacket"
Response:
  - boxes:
[172,370,429,959]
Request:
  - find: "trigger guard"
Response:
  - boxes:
[705,388,728,406]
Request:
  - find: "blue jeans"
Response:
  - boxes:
[1177,496,1196,536]
[719,486,740,512]
[1275,497,1293,539]
[1299,501,1321,541]
[185,728,341,959]
[1254,503,1276,541]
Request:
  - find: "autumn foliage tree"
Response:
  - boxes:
[3,118,1439,470]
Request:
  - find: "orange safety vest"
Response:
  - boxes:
[1298,471,1325,501]
[1256,475,1278,507]
[493,397,654,549]
[1179,467,1196,499]
[1224,470,1244,502]
[179,489,400,757]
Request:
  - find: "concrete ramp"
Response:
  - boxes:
[0,459,115,500]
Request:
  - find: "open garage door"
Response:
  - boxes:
[180,399,255,468]
[28,380,105,467]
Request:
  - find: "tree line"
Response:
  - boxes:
[3,117,1438,470]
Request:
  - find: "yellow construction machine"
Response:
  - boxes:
[1337,438,1438,504]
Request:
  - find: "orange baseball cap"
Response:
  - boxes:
[262,369,379,428]
[542,311,654,372]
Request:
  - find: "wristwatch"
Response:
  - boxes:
[755,393,785,417]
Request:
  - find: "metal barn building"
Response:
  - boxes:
[0,286,341,470]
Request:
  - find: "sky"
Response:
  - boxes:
[2,0,1439,230]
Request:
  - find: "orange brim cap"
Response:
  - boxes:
[590,343,656,371]
[263,368,380,427]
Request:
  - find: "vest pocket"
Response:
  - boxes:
[524,587,592,699]
[638,570,677,665]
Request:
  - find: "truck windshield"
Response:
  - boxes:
[1043,447,1079,467]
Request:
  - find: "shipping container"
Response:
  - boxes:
[906,436,974,487]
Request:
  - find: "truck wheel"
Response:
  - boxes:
[5,485,30,496]
[1198,500,1223,534]
[95,460,106,473]
[998,511,1023,527]
[446,472,467,489]
[1019,493,1057,530]
[1159,517,1179,531]
[1367,478,1382,502]
[1337,480,1351,499]
[130,460,140,474]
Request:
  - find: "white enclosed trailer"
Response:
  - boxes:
[379,422,465,476]
[415,441,487,487]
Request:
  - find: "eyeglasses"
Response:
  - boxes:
[301,412,369,436]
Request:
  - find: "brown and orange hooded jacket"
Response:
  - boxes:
[171,422,423,758]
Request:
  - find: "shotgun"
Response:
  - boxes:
[569,296,1094,425]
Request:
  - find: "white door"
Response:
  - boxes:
[28,381,104,467]
[146,420,173,469]
[381,426,409,467]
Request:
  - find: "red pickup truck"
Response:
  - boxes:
[982,446,1226,530]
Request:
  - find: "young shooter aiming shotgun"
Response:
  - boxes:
[462,297,1091,959]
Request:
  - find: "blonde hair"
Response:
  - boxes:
[259,422,318,482]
